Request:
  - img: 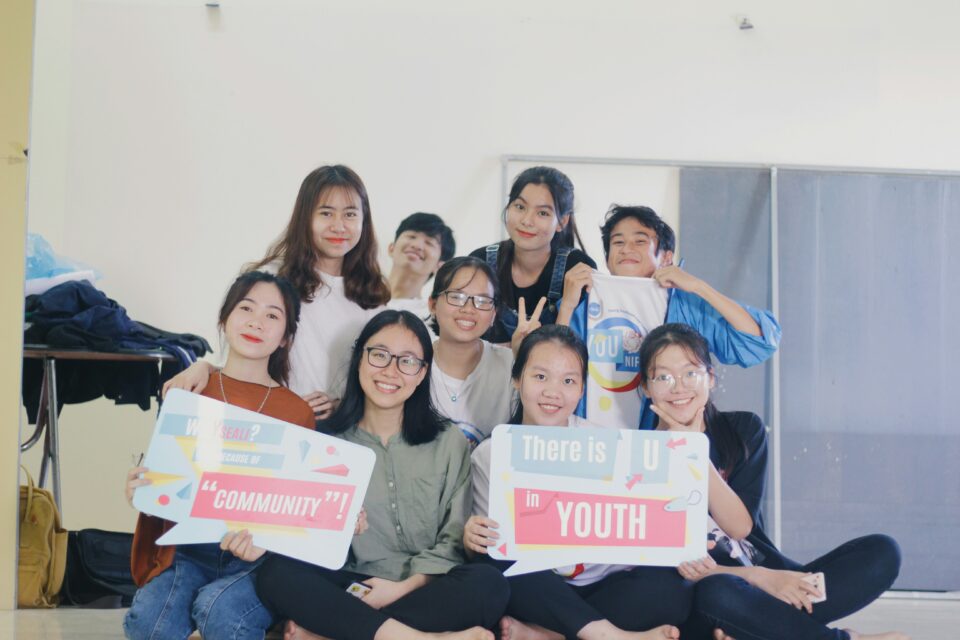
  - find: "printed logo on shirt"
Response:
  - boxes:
[457,422,484,449]
[587,317,646,394]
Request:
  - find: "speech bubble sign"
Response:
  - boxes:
[486,424,708,575]
[134,389,375,569]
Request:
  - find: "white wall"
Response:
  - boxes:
[23,0,960,531]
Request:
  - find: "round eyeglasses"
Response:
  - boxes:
[438,290,496,311]
[648,369,708,392]
[364,347,426,375]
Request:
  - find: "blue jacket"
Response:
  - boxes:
[571,286,781,429]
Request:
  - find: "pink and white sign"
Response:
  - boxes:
[133,389,375,569]
[487,424,709,575]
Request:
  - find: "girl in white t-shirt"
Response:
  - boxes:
[164,165,390,418]
[428,256,515,447]
[466,325,687,640]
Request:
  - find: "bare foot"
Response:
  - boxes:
[581,620,679,640]
[436,627,495,640]
[284,620,327,640]
[634,625,680,640]
[500,616,562,640]
[845,631,910,640]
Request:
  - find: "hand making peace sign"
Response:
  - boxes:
[511,296,547,356]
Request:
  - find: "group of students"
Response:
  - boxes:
[123,164,906,640]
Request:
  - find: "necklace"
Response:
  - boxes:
[434,348,476,403]
[219,371,272,413]
[437,368,462,403]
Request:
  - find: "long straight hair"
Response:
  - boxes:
[319,310,448,445]
[496,166,587,308]
[217,271,301,385]
[509,324,588,424]
[253,165,390,309]
[638,323,747,475]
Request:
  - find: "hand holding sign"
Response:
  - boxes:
[463,515,500,555]
[220,529,265,563]
[125,466,150,507]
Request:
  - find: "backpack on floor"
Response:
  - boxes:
[18,466,68,608]
[61,529,137,608]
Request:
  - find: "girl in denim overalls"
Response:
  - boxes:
[469,166,596,346]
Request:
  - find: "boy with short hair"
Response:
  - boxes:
[386,212,456,323]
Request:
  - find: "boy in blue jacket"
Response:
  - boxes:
[558,205,781,428]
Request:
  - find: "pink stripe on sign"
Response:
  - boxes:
[191,472,353,530]
[514,488,686,547]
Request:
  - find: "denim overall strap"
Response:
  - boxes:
[487,244,519,335]
[484,244,499,270]
[547,246,574,302]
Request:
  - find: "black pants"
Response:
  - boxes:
[685,534,901,640]
[256,555,509,640]
[480,557,692,640]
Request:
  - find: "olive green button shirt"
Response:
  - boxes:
[339,423,472,581]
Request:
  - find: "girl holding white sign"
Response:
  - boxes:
[256,310,508,640]
[467,325,689,640]
[124,271,317,640]
[639,323,905,640]
[164,164,390,421]
[427,256,514,447]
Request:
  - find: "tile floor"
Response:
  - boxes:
[0,595,955,639]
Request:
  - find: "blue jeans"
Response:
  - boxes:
[123,544,274,640]
[687,534,901,640]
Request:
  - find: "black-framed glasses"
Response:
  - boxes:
[648,369,708,392]
[364,347,426,375]
[438,290,496,311]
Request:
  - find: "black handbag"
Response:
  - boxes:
[61,529,137,608]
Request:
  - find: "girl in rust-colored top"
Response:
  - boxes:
[124,271,314,640]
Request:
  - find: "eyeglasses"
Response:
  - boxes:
[364,347,426,375]
[438,290,496,311]
[648,369,708,392]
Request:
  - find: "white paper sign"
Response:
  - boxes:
[486,424,709,576]
[133,389,375,569]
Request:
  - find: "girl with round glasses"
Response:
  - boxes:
[639,323,905,640]
[427,257,515,447]
[256,310,508,640]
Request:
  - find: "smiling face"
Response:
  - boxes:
[388,230,443,279]
[311,186,363,269]
[606,217,673,278]
[505,183,569,252]
[428,267,496,344]
[359,323,428,412]
[223,281,288,364]
[514,341,584,427]
[641,344,714,428]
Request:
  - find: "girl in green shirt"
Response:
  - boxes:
[256,310,509,640]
